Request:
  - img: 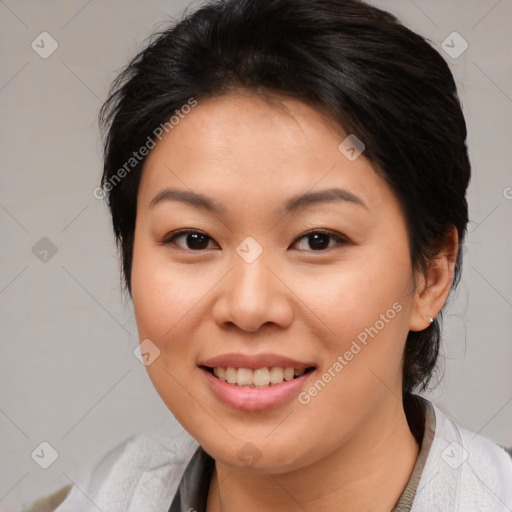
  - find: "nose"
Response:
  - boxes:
[212,248,294,333]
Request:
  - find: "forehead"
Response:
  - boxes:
[137,92,394,216]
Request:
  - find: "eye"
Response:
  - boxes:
[158,229,349,252]
[291,230,349,251]
[158,230,218,251]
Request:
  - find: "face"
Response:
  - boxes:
[131,91,420,474]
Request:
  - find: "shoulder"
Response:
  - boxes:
[455,417,512,495]
[22,485,72,512]
[433,401,512,472]
[25,421,198,512]
[411,398,512,512]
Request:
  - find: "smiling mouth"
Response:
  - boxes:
[201,366,316,388]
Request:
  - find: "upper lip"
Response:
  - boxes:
[199,353,316,370]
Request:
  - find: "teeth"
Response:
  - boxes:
[253,367,270,387]
[237,368,253,387]
[225,367,237,384]
[269,366,283,384]
[211,366,310,387]
[283,367,294,381]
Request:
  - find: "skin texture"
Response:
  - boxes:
[131,91,457,512]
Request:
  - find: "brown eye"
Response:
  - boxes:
[292,230,349,251]
[160,230,218,250]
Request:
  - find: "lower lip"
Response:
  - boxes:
[200,367,315,412]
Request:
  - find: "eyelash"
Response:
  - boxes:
[156,229,350,252]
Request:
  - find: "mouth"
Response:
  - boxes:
[198,354,318,411]
[201,365,316,388]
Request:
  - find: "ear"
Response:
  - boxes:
[409,226,459,332]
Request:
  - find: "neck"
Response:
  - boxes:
[206,395,420,512]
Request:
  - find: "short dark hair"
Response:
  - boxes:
[99,0,471,395]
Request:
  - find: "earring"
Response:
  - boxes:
[428,316,434,324]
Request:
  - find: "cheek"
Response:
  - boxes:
[130,241,208,422]
[131,226,201,329]
[298,248,413,353]
[294,244,414,420]
[292,258,412,442]
[131,239,192,355]
[131,238,226,381]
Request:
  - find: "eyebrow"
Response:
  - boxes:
[148,186,368,214]
[149,188,227,214]
[284,187,368,213]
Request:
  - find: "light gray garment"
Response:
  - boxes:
[37,397,512,512]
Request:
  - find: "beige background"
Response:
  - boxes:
[0,0,511,510]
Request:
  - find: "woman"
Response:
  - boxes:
[28,0,512,510]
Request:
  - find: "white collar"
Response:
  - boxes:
[55,399,512,512]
